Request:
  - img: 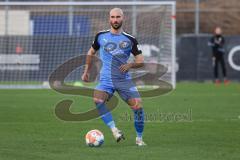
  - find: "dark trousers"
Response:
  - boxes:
[213,56,227,79]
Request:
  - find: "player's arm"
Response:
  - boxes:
[208,36,216,61]
[82,33,100,82]
[81,47,97,82]
[131,54,144,68]
[119,37,144,73]
[220,36,225,46]
[119,54,144,73]
[208,36,215,47]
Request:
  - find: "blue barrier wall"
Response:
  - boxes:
[32,15,90,36]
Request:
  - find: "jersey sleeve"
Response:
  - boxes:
[131,38,142,56]
[91,33,100,51]
[209,37,214,45]
[220,36,225,46]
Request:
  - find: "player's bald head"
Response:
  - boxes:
[109,8,124,30]
[215,26,222,35]
[109,8,124,17]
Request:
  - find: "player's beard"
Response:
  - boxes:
[111,21,123,30]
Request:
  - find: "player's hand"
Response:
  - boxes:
[81,72,89,82]
[119,63,132,73]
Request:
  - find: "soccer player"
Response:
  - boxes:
[81,8,146,146]
[209,27,229,85]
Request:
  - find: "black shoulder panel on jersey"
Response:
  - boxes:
[122,32,142,56]
[92,30,110,51]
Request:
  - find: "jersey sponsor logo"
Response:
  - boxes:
[119,41,131,50]
[111,49,125,56]
[104,41,131,55]
[103,42,117,52]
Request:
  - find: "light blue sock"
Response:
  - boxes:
[96,102,116,129]
[133,108,144,138]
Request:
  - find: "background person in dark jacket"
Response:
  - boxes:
[208,27,229,85]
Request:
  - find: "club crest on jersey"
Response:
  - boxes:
[104,42,117,52]
[119,41,131,50]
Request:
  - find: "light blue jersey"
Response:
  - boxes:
[92,30,142,100]
[92,30,142,83]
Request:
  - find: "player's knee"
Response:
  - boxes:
[94,97,104,104]
[128,98,142,110]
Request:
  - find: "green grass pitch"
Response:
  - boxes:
[0,82,240,160]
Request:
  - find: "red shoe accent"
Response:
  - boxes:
[215,79,220,86]
[224,79,230,85]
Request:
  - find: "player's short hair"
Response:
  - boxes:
[109,8,124,16]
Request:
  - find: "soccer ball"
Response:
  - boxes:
[85,129,104,147]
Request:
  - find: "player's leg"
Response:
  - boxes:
[94,85,125,142]
[214,58,220,84]
[116,81,146,146]
[219,56,229,84]
[126,98,146,146]
[94,89,116,129]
